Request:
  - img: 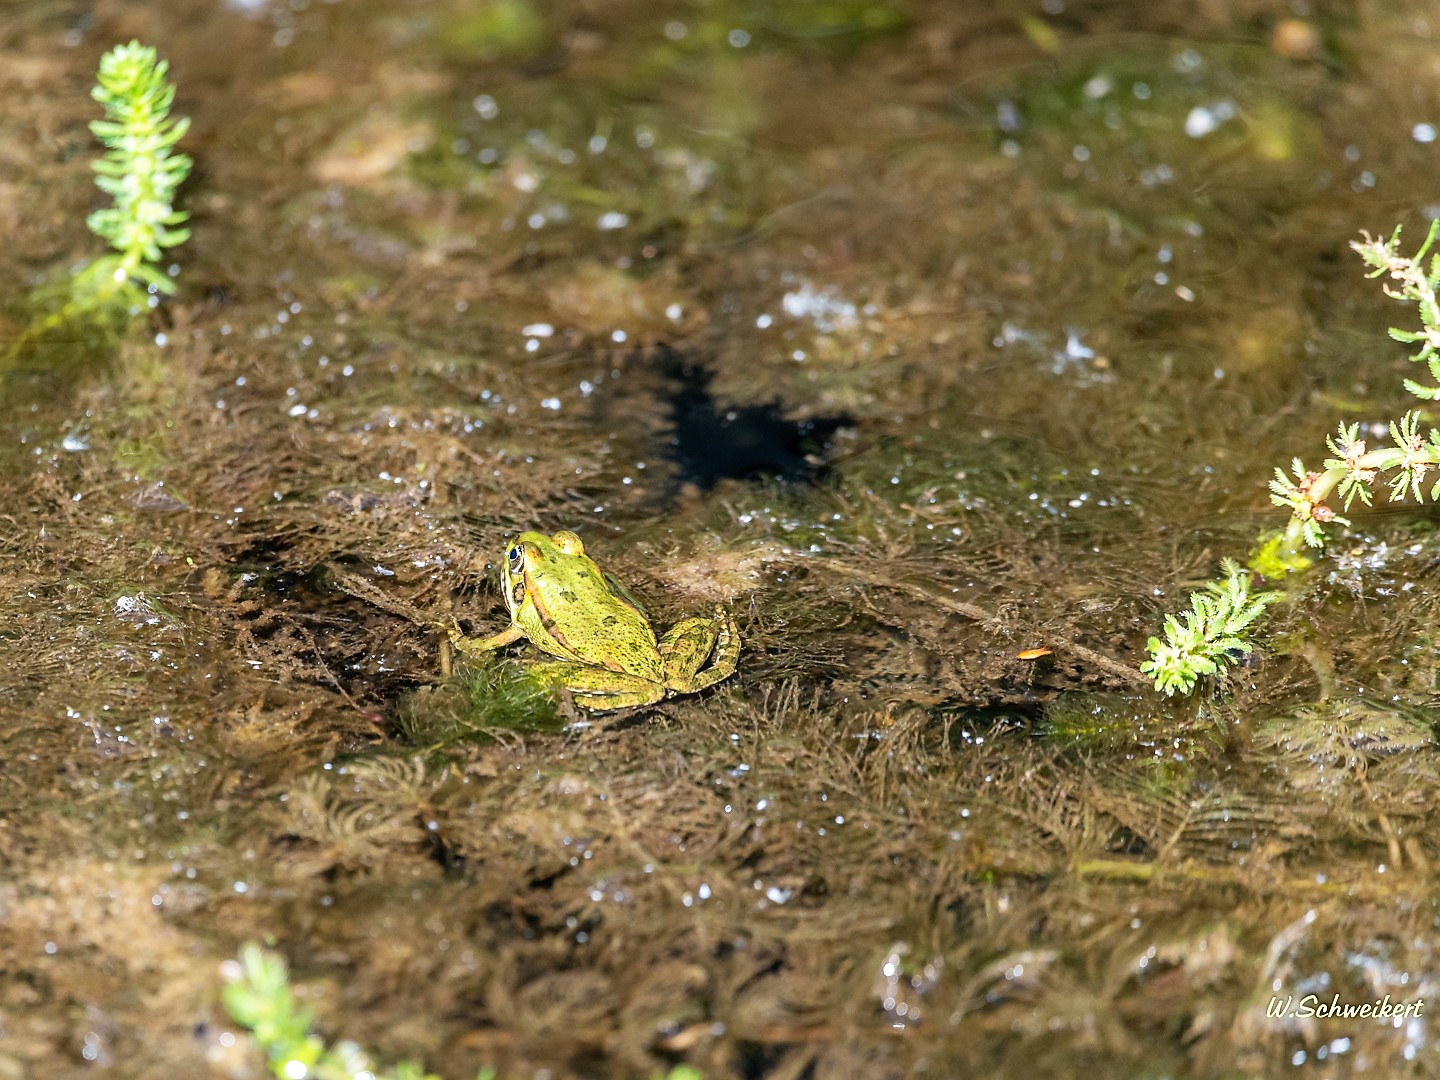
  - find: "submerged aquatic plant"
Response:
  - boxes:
[1146,221,1440,695]
[1141,560,1277,697]
[8,41,191,367]
[1256,697,1435,766]
[72,40,192,310]
[7,42,191,366]
[1268,221,1440,550]
[223,942,706,1078]
[398,655,564,752]
[223,943,487,1080]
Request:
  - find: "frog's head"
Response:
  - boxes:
[499,530,587,619]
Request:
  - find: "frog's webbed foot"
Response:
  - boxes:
[525,661,665,711]
[659,606,740,693]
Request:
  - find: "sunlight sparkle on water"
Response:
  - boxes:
[781,282,859,333]
[1184,100,1235,138]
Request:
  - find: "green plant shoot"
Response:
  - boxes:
[1268,220,1440,552]
[1145,220,1440,695]
[74,40,192,308]
[222,943,488,1080]
[221,942,703,1079]
[1141,561,1278,696]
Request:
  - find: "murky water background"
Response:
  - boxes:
[6,1,1440,1076]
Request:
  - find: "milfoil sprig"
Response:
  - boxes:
[1359,218,1440,399]
[4,42,192,365]
[222,943,485,1080]
[1268,222,1440,552]
[1141,560,1278,696]
[75,40,192,308]
[1145,220,1440,695]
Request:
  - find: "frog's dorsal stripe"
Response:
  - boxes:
[526,587,580,660]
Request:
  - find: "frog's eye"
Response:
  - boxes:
[553,531,585,555]
[507,545,525,572]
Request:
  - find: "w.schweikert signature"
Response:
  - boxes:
[1267,994,1425,1020]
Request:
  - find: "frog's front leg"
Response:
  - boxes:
[526,661,665,711]
[449,621,524,656]
[658,607,740,693]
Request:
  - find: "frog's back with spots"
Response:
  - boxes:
[514,539,661,678]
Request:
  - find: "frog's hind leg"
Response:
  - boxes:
[660,607,739,693]
[525,661,664,711]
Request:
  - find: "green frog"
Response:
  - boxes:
[450,529,740,711]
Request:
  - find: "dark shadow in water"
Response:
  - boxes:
[652,348,852,489]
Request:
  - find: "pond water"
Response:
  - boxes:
[4,1,1440,1077]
